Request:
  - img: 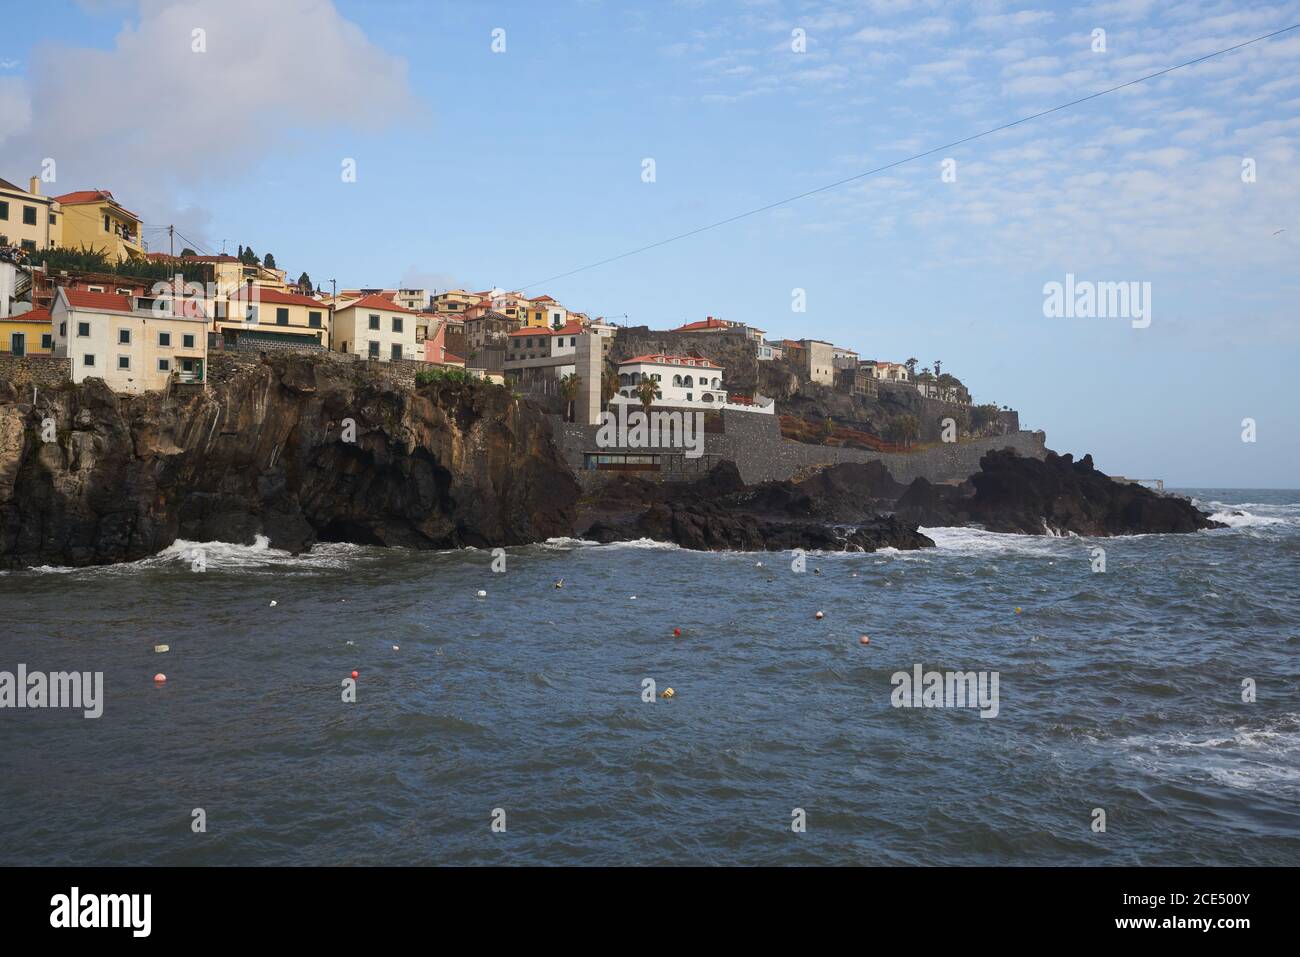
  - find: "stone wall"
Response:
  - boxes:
[0,353,72,390]
[206,349,447,391]
[549,405,1048,487]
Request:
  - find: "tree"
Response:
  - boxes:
[298,272,312,293]
[179,247,197,258]
[636,378,658,416]
[559,372,581,422]
[820,416,835,442]
[601,370,619,410]
[905,357,918,379]
[263,252,276,270]
[240,246,258,265]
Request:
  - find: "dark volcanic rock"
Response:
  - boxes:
[0,355,579,568]
[579,460,934,552]
[895,449,1221,535]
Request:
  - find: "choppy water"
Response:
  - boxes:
[1,488,1297,865]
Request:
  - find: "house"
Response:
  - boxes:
[764,340,785,360]
[798,339,834,385]
[863,360,911,383]
[431,289,480,315]
[505,320,585,378]
[144,253,289,294]
[53,189,142,261]
[831,346,859,370]
[671,316,767,343]
[331,294,420,361]
[463,310,517,352]
[0,176,62,252]
[612,353,727,410]
[221,284,330,348]
[394,288,430,312]
[50,288,209,393]
[421,316,464,366]
[0,306,55,356]
[28,269,150,312]
[527,295,568,329]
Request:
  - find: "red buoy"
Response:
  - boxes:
[859,635,871,645]
[673,628,682,637]
[351,670,359,679]
[153,673,166,683]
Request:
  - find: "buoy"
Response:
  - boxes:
[476,590,487,598]
[630,595,637,600]
[859,635,871,645]
[661,687,675,699]
[672,628,681,637]
[350,670,358,679]
[346,640,354,646]
[554,579,563,589]
[755,561,763,567]
[269,600,277,607]
[1015,607,1022,614]
[815,611,825,620]
[154,644,169,654]
[814,568,821,575]
[851,572,858,578]
[153,673,166,683]
[392,645,399,651]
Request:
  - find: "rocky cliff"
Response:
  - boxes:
[0,354,578,569]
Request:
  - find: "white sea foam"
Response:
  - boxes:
[23,537,375,575]
[1119,715,1300,792]
[919,526,1067,557]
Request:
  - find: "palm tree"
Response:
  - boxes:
[601,370,618,410]
[905,357,918,379]
[559,372,581,422]
[636,378,658,417]
[933,359,942,376]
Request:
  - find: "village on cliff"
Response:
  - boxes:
[0,174,1025,472]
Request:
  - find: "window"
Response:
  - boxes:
[276,307,289,326]
[368,314,380,330]
[158,359,170,372]
[87,285,105,293]
[118,356,130,370]
[49,213,57,226]
[182,334,195,349]
[41,334,52,350]
[20,240,35,252]
[22,206,36,226]
[158,332,171,347]
[368,341,379,358]
[9,333,25,356]
[59,322,66,337]
[309,311,322,328]
[392,317,403,333]
[118,329,131,345]
[77,322,90,338]
[115,288,131,296]
[104,215,111,232]
[83,354,95,367]
[0,200,7,219]
[391,343,402,360]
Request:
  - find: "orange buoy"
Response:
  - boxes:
[153,673,166,683]
[351,670,359,679]
[1015,607,1022,614]
[859,635,870,645]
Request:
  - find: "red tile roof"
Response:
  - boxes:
[7,307,51,323]
[508,320,584,338]
[53,189,138,218]
[442,353,465,364]
[337,293,419,314]
[531,295,555,303]
[227,286,326,308]
[672,317,733,332]
[62,288,134,312]
[620,353,722,369]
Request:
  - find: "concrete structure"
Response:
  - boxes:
[0,176,61,252]
[799,339,835,385]
[50,287,209,392]
[863,360,911,383]
[331,294,420,361]
[53,189,142,260]
[464,310,517,352]
[505,320,584,377]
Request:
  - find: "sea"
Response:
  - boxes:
[1,488,1297,866]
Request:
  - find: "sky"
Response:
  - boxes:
[1,0,1297,487]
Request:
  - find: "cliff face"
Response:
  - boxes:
[0,355,579,569]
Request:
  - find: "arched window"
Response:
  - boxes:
[673,374,682,386]
[683,375,693,387]
[702,393,714,402]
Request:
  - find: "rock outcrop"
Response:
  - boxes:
[893,449,1221,535]
[0,355,578,568]
[578,460,935,552]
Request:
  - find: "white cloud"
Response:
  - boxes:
[2,0,416,241]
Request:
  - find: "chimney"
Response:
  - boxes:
[28,176,40,196]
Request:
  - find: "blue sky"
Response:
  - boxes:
[2,0,1298,486]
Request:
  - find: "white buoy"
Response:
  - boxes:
[269,600,277,607]
[154,644,169,654]
[815,611,825,620]
[630,595,637,600]
[476,590,487,598]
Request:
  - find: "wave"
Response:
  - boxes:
[23,536,377,575]
[541,536,680,551]
[1205,510,1292,528]
[1117,714,1300,793]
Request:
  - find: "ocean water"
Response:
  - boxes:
[1,488,1297,866]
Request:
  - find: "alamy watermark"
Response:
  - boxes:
[1042,273,1151,328]
[890,664,999,718]
[0,665,103,718]
[596,404,704,459]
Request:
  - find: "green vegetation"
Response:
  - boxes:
[415,367,473,387]
[33,246,177,282]
[559,372,581,422]
[884,413,920,448]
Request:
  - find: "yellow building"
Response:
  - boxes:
[0,307,55,355]
[526,295,567,329]
[0,176,62,252]
[220,285,329,345]
[431,289,480,315]
[54,189,143,261]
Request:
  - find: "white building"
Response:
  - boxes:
[504,320,584,377]
[331,293,421,361]
[612,352,773,413]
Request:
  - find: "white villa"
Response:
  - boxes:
[612,352,774,413]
